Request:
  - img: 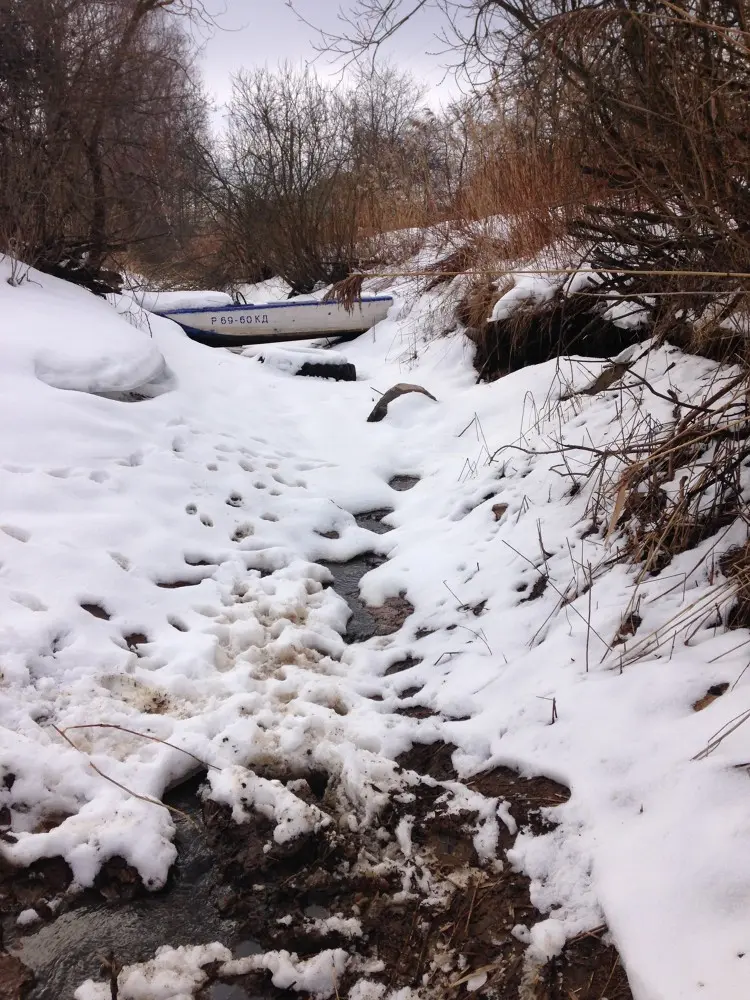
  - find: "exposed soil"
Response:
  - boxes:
[396,740,459,782]
[0,952,34,1000]
[370,593,415,636]
[389,475,420,492]
[384,656,422,676]
[467,766,571,839]
[470,296,642,382]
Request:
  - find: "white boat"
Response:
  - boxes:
[153,295,393,346]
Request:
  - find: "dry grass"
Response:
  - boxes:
[457,276,513,331]
[451,125,596,264]
[324,273,367,311]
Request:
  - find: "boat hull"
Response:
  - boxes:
[156,296,392,345]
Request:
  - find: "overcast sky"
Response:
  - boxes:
[196,0,458,114]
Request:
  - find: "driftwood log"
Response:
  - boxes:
[367,383,438,422]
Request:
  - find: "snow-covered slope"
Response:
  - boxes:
[2,261,750,999]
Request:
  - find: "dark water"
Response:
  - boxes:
[355,509,394,535]
[7,779,245,1000]
[322,553,385,642]
[320,509,394,642]
[209,985,254,1000]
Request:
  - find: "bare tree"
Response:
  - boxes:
[200,63,439,293]
[0,0,212,290]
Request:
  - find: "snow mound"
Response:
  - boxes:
[237,276,293,303]
[0,262,164,395]
[241,344,351,375]
[137,290,233,313]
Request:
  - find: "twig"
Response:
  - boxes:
[443,579,469,610]
[53,725,203,831]
[61,723,218,769]
[453,624,492,654]
[503,540,610,651]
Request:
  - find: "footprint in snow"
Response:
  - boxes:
[89,470,109,483]
[80,602,111,620]
[11,592,47,612]
[232,524,254,541]
[1,524,30,542]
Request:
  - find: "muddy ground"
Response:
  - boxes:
[0,496,633,1000]
[0,757,631,1000]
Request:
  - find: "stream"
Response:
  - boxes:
[3,493,415,999]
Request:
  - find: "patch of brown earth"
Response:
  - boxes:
[2,763,630,1000]
[0,857,73,914]
[199,763,630,1000]
[693,682,729,712]
[384,656,421,676]
[370,593,415,636]
[468,765,571,837]
[396,739,459,781]
[0,953,34,1000]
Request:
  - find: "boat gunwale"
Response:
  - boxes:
[155,295,394,317]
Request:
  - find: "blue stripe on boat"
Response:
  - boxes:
[157,295,394,317]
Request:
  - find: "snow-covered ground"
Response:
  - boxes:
[2,260,750,999]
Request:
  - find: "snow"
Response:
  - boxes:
[221,947,348,996]
[75,943,231,1000]
[2,257,750,999]
[134,290,234,313]
[241,343,352,375]
[488,263,649,330]
[237,276,293,303]
[207,764,330,842]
